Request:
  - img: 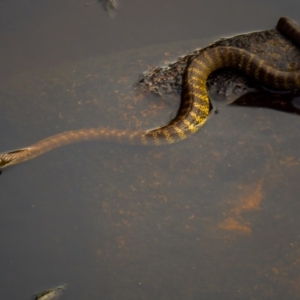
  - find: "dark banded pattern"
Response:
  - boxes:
[1,17,300,168]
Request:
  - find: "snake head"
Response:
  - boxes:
[0,149,28,169]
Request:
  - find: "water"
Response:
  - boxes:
[1,1,300,299]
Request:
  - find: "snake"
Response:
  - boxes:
[0,17,300,169]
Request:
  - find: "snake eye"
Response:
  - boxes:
[0,158,7,167]
[0,156,12,168]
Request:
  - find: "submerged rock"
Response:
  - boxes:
[137,20,300,100]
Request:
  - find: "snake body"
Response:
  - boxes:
[1,17,300,168]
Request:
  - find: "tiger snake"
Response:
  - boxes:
[0,17,300,169]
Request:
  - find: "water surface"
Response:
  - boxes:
[1,1,300,299]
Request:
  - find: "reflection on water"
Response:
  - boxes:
[1,1,300,300]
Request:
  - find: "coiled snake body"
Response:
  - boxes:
[0,17,300,168]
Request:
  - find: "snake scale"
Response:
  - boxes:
[0,17,300,169]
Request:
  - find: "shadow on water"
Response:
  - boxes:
[1,1,300,300]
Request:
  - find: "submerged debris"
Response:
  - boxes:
[103,0,117,18]
[85,0,117,18]
[33,284,67,300]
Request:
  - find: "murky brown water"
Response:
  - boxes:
[1,1,300,299]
